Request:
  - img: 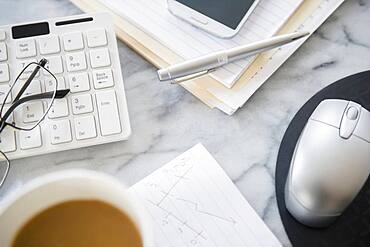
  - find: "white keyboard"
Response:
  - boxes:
[0,13,131,160]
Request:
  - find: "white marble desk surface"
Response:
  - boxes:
[0,0,369,246]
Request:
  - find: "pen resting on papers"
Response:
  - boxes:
[157,31,309,83]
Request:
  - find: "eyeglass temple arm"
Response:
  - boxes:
[0,89,70,130]
[13,59,47,103]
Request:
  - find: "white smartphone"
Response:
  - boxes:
[167,0,259,38]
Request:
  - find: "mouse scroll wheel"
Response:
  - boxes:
[346,107,359,120]
[339,103,361,139]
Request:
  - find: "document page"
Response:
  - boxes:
[129,144,282,247]
[101,0,303,88]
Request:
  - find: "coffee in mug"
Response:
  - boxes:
[0,170,152,247]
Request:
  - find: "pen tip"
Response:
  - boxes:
[292,31,310,41]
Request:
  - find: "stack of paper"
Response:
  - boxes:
[112,0,303,88]
[129,144,282,247]
[70,0,345,114]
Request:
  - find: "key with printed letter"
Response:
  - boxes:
[74,115,97,140]
[71,94,93,114]
[49,119,72,144]
[65,52,87,72]
[96,90,121,136]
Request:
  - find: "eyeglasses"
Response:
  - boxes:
[0,58,70,188]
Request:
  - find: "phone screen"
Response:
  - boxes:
[175,0,257,30]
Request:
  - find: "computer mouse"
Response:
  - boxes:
[285,99,370,228]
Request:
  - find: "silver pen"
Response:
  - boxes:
[157,31,310,83]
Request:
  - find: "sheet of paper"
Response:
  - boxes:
[128,144,282,247]
[101,0,303,88]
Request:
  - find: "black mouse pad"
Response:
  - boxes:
[275,70,370,247]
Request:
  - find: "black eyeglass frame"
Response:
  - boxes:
[0,58,70,188]
[0,59,69,132]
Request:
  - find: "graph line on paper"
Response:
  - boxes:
[128,144,283,247]
[176,198,237,224]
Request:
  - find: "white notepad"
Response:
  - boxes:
[129,144,282,247]
[100,0,303,88]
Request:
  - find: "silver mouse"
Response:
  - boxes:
[285,99,370,228]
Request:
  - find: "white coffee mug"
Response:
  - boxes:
[0,169,153,247]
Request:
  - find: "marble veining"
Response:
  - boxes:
[1,0,370,246]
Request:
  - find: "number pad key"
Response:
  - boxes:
[0,63,9,82]
[22,101,44,123]
[44,76,66,91]
[16,39,36,58]
[49,119,72,144]
[19,125,42,150]
[96,90,121,136]
[90,48,110,68]
[0,84,11,103]
[87,29,107,47]
[0,43,7,61]
[63,32,84,51]
[44,56,63,74]
[0,127,16,153]
[39,35,60,55]
[71,94,93,114]
[68,72,90,93]
[65,52,87,72]
[13,79,41,96]
[74,115,97,140]
[92,69,114,89]
[16,59,38,79]
[48,98,69,119]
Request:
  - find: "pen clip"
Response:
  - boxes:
[170,69,216,84]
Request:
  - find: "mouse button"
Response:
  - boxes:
[339,102,362,139]
[310,99,348,127]
[353,108,370,143]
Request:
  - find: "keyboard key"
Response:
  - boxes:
[87,29,107,47]
[44,56,63,74]
[23,79,42,96]
[16,59,39,79]
[68,72,90,93]
[44,76,66,91]
[0,63,9,82]
[63,32,84,51]
[48,98,69,119]
[13,79,41,96]
[16,39,36,58]
[39,35,60,55]
[65,52,87,72]
[0,30,6,41]
[22,101,44,123]
[0,42,7,61]
[74,115,97,140]
[0,127,16,153]
[19,125,42,150]
[49,119,72,144]
[0,84,11,103]
[71,94,93,114]
[92,68,114,89]
[96,90,121,136]
[90,48,110,68]
[1,106,13,122]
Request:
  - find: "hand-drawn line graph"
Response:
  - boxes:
[176,198,237,224]
[144,156,238,245]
